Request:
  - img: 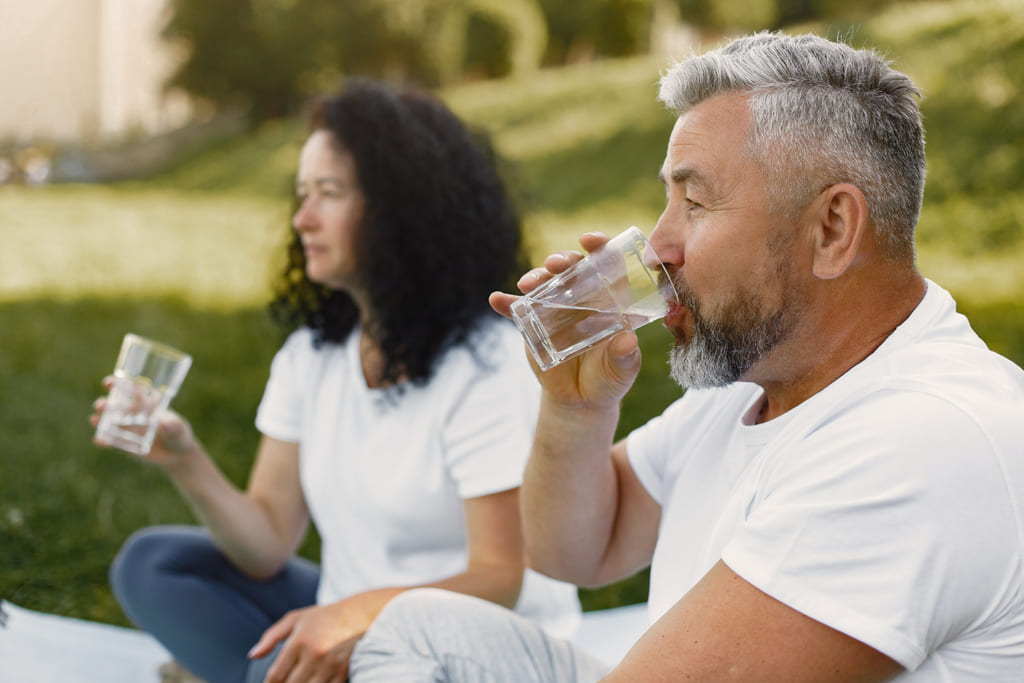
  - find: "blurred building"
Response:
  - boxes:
[0,0,194,179]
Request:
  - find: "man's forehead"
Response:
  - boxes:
[660,96,752,179]
[658,119,712,185]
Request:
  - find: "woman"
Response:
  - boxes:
[93,79,580,683]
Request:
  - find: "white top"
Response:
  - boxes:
[627,280,1024,680]
[256,316,581,638]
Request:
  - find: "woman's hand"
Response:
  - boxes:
[249,591,395,683]
[90,376,201,468]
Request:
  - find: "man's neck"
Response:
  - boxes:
[753,268,927,422]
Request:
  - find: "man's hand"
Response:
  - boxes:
[489,232,642,409]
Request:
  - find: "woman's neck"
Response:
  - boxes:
[357,326,388,389]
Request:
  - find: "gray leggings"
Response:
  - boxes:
[350,588,611,683]
[109,525,319,683]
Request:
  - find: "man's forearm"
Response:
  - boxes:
[521,394,622,584]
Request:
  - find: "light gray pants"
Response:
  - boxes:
[350,588,612,683]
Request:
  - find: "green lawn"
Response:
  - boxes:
[2,0,1022,624]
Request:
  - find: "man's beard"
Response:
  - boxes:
[668,274,803,389]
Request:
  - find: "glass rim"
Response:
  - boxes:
[121,333,192,364]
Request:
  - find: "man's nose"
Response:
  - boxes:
[646,211,683,269]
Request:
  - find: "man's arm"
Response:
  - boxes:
[522,423,661,587]
[604,560,903,682]
[490,234,663,587]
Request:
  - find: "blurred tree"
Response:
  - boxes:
[807,0,919,19]
[162,0,336,121]
[776,0,815,25]
[162,0,546,122]
[675,0,778,31]
[672,0,714,30]
[161,0,882,122]
[673,0,921,32]
[343,0,547,83]
[710,0,779,30]
[536,0,593,62]
[465,0,548,76]
[538,0,655,63]
[593,0,656,57]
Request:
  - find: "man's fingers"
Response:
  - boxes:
[542,250,583,274]
[577,231,611,254]
[489,291,517,318]
[499,234,611,314]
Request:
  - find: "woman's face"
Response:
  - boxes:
[292,129,366,291]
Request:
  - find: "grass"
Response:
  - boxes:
[0,185,289,307]
[0,299,282,620]
[2,0,1023,624]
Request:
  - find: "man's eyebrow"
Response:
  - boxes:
[658,166,710,190]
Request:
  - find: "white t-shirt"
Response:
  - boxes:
[627,280,1024,680]
[255,316,581,638]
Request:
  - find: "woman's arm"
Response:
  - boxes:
[250,487,525,682]
[163,427,310,579]
[92,391,309,579]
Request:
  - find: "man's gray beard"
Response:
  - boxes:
[669,326,745,389]
[668,285,801,390]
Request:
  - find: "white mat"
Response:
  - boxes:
[0,600,171,682]
[0,599,648,682]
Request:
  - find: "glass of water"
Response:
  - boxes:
[94,334,192,455]
[510,226,677,370]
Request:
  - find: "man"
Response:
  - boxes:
[347,31,1024,682]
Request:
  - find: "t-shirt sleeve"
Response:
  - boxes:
[626,402,681,506]
[254,329,309,443]
[442,325,541,499]
[626,387,725,505]
[721,390,1018,671]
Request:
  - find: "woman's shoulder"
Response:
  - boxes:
[279,325,358,354]
[282,325,316,347]
[270,326,358,378]
[432,314,528,380]
[465,314,527,364]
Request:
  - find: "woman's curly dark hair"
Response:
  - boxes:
[269,78,529,387]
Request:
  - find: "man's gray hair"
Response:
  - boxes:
[659,32,925,262]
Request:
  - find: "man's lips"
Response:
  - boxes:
[664,299,690,334]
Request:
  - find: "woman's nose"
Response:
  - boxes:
[292,199,316,232]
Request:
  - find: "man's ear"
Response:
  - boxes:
[809,183,869,280]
